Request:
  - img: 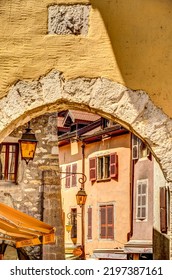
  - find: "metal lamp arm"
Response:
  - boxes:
[59,171,87,185]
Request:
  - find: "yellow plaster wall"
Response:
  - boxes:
[0,0,172,116]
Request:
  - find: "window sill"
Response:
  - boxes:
[136,218,147,222]
[99,238,114,241]
[138,157,149,161]
[97,178,111,182]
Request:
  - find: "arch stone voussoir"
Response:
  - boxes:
[0,69,172,181]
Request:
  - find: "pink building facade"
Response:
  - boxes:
[58,110,167,260]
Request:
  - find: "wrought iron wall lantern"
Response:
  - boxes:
[76,188,87,207]
[61,170,87,258]
[18,121,38,164]
[65,212,81,233]
[66,223,73,233]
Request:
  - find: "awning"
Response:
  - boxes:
[0,202,55,248]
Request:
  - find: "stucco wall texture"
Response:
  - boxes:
[0,0,172,117]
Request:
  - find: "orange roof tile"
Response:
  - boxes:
[69,110,100,122]
[57,116,65,127]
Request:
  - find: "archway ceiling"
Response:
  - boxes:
[0,70,171,181]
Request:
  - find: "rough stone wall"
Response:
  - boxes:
[48,4,90,35]
[0,113,64,259]
[170,185,172,260]
[42,169,64,260]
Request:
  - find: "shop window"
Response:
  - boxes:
[99,205,114,239]
[89,153,118,182]
[0,143,19,183]
[136,180,148,220]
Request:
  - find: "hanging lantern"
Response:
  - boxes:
[65,223,73,233]
[76,188,87,206]
[18,122,38,164]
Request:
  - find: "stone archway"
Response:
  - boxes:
[0,69,171,182]
[0,69,172,259]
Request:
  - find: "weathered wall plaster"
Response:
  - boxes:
[1,1,172,117]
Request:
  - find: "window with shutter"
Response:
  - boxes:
[0,143,19,183]
[89,158,96,181]
[104,156,110,178]
[100,206,106,239]
[132,134,151,160]
[90,154,118,181]
[110,153,118,178]
[97,156,110,180]
[132,134,139,160]
[136,180,148,220]
[71,163,77,187]
[100,205,114,239]
[160,187,167,233]
[107,205,114,238]
[97,157,103,179]
[88,207,92,240]
[65,165,71,188]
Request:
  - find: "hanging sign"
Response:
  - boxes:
[16,237,41,248]
[42,233,55,245]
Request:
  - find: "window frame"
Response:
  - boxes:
[89,153,118,182]
[132,134,151,160]
[136,179,148,221]
[132,134,139,160]
[99,204,114,240]
[0,142,19,184]
[97,155,110,180]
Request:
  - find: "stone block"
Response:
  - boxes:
[48,4,90,35]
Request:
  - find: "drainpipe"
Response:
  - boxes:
[39,170,45,260]
[81,143,85,189]
[129,132,134,239]
[81,142,86,260]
